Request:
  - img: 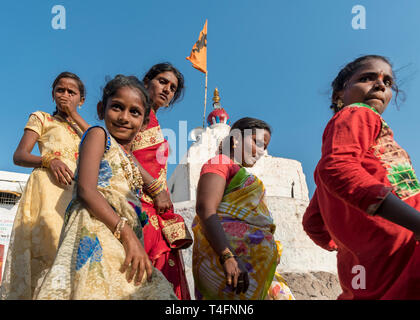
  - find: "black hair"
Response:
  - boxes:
[330,55,401,113]
[143,62,185,106]
[98,74,152,121]
[230,117,272,135]
[219,117,272,154]
[52,71,86,116]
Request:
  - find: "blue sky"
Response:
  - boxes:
[1,0,420,197]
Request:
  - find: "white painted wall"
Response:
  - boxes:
[168,124,309,202]
[168,123,230,202]
[0,170,29,276]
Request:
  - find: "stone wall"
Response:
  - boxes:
[174,197,341,300]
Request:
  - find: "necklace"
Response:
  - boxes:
[54,114,76,125]
[120,146,143,199]
[53,114,81,138]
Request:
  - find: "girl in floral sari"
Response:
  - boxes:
[131,63,192,300]
[0,72,89,300]
[34,75,176,300]
[193,117,294,300]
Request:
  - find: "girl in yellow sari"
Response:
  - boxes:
[0,72,89,299]
[193,117,295,300]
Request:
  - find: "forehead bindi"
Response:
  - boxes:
[354,60,393,78]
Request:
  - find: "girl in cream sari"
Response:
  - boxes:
[34,75,176,300]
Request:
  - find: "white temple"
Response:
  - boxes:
[168,88,338,298]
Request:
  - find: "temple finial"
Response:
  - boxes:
[212,87,221,107]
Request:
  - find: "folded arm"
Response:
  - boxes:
[318,107,420,236]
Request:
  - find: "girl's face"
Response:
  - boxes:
[337,59,394,115]
[145,71,178,109]
[52,77,84,113]
[235,129,271,167]
[102,87,146,148]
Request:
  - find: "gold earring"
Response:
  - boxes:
[337,99,344,109]
[232,139,238,149]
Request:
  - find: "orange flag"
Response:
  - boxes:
[186,20,207,74]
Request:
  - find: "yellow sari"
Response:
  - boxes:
[0,111,82,299]
[192,167,294,300]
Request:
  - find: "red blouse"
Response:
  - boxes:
[200,154,241,186]
[303,103,420,299]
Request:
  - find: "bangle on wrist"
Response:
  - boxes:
[41,153,59,168]
[219,249,237,266]
[144,178,165,198]
[113,217,128,240]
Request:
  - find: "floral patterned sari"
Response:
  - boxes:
[34,126,177,300]
[192,167,294,300]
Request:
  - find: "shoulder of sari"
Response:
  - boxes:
[148,109,159,126]
[131,111,164,151]
[224,167,251,195]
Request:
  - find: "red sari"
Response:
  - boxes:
[132,110,192,300]
[303,103,420,299]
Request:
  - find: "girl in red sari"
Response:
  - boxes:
[303,55,420,299]
[131,63,192,300]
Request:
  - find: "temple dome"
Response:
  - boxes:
[206,87,230,127]
[207,108,229,126]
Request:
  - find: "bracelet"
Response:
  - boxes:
[113,217,128,240]
[41,153,59,168]
[144,178,165,198]
[219,249,237,266]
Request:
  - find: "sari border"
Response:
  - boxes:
[132,125,164,151]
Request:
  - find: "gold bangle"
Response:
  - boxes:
[144,178,165,198]
[113,217,128,240]
[151,183,165,198]
[144,178,160,191]
[41,153,59,168]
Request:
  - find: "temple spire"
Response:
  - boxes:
[212,87,221,108]
[207,87,229,127]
